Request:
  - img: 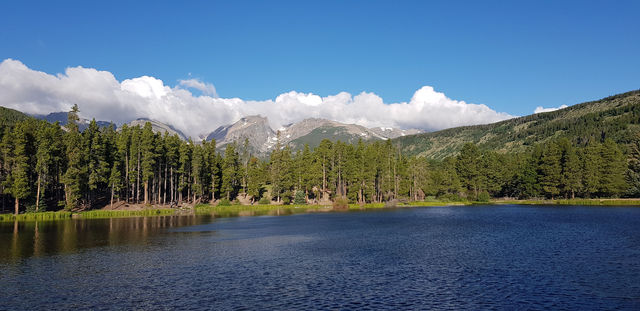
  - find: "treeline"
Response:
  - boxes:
[1,105,640,214]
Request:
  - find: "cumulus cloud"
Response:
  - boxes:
[0,58,515,139]
[534,104,568,114]
[178,78,218,97]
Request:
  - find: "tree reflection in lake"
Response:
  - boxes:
[0,215,213,262]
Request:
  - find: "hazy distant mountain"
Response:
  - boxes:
[34,111,113,131]
[206,116,423,156]
[126,118,188,141]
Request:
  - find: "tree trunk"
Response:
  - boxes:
[187,171,191,203]
[144,181,149,205]
[170,167,174,204]
[110,185,114,208]
[125,151,129,203]
[178,175,183,203]
[14,197,19,215]
[136,151,140,203]
[36,174,41,212]
[322,159,326,194]
[163,163,167,205]
[211,174,216,202]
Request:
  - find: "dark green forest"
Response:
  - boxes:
[1,104,640,215]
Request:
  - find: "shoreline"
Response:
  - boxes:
[2,198,640,222]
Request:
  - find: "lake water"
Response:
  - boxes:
[1,205,639,310]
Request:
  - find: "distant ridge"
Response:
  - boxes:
[33,111,113,132]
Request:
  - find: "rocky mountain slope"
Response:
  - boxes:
[126,118,188,141]
[207,116,423,156]
[393,90,640,159]
[206,115,275,153]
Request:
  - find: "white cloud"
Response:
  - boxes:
[178,78,218,97]
[0,58,515,139]
[534,104,568,114]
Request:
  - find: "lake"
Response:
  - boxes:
[1,205,639,310]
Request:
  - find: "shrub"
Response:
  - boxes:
[258,197,270,205]
[438,193,463,202]
[218,199,232,206]
[294,191,306,205]
[477,191,491,202]
[333,196,349,210]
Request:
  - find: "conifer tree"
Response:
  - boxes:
[540,141,562,199]
[62,104,86,209]
[456,143,480,199]
[582,141,602,197]
[140,123,156,205]
[626,132,640,196]
[599,139,627,197]
[221,143,240,200]
[4,122,31,215]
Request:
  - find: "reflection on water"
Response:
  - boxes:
[0,215,213,262]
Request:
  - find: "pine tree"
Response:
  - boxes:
[62,104,86,209]
[191,142,205,202]
[177,139,192,203]
[558,138,581,199]
[582,141,602,197]
[204,139,219,202]
[456,143,480,199]
[599,139,627,197]
[539,141,562,199]
[4,122,31,215]
[140,123,156,205]
[221,143,240,200]
[34,122,54,211]
[626,132,640,196]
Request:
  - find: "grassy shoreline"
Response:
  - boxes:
[490,198,640,206]
[0,208,175,222]
[2,198,639,222]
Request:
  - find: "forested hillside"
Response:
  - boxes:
[0,106,31,127]
[394,90,640,159]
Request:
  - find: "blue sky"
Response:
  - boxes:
[0,0,639,133]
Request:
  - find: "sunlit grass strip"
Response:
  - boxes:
[554,199,640,206]
[0,209,176,222]
[0,211,73,222]
[492,199,640,206]
[78,209,175,219]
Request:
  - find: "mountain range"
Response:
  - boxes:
[5,89,640,159]
[206,116,422,155]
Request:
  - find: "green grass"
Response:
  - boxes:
[0,208,175,222]
[78,209,175,219]
[0,211,73,222]
[553,199,640,206]
[491,198,640,206]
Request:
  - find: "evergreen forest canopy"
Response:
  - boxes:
[2,91,640,215]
